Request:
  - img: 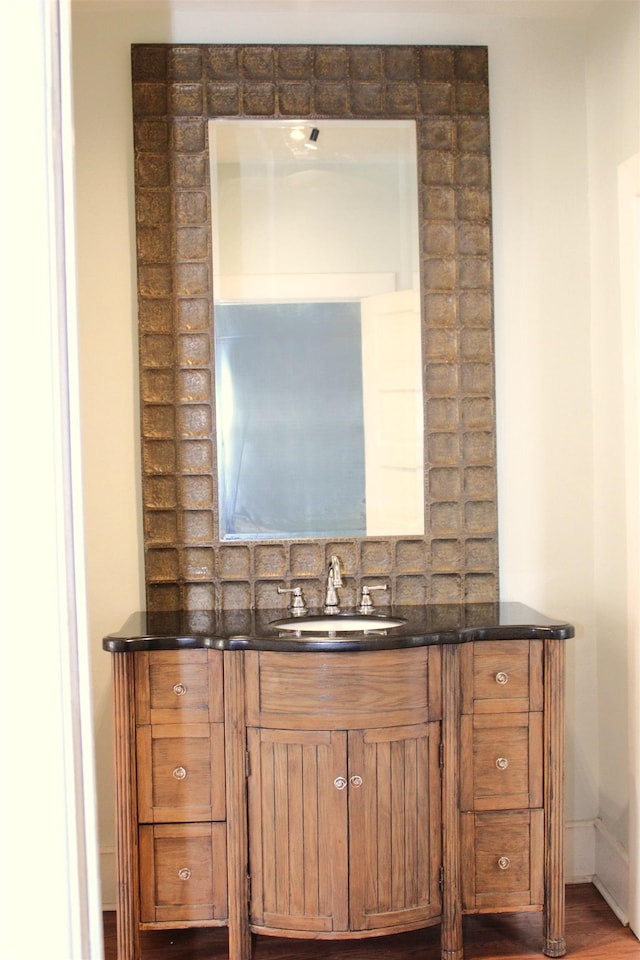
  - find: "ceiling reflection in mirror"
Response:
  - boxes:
[209,119,424,541]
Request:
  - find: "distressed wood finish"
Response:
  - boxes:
[223,650,252,960]
[459,640,546,927]
[461,640,543,716]
[348,722,442,931]
[246,650,440,939]
[136,721,225,823]
[245,648,431,730]
[108,636,567,960]
[248,727,349,932]
[441,644,464,960]
[138,821,227,923]
[112,653,141,960]
[461,809,544,912]
[543,639,566,958]
[460,711,543,812]
[135,649,223,725]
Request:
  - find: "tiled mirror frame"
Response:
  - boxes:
[132,43,498,615]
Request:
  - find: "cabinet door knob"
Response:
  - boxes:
[172,682,187,696]
[172,766,187,780]
[495,671,509,685]
[333,776,347,790]
[350,775,363,788]
[495,757,509,770]
[177,867,192,880]
[497,856,511,870]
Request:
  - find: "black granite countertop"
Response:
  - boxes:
[102,602,574,653]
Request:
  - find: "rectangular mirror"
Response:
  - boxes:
[132,43,499,611]
[209,119,424,540]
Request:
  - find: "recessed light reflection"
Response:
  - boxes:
[289,128,305,141]
[305,127,320,150]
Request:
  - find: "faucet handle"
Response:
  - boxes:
[358,583,388,614]
[277,586,307,616]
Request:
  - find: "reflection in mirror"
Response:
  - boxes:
[209,119,424,541]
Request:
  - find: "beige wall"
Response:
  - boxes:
[585,0,640,926]
[72,0,638,919]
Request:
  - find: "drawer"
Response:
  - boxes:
[245,648,436,729]
[135,649,223,725]
[460,712,542,811]
[461,810,544,912]
[461,640,543,715]
[136,722,225,823]
[139,822,228,924]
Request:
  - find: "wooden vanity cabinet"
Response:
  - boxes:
[108,626,567,960]
[244,648,443,938]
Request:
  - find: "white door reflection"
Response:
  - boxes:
[209,118,424,541]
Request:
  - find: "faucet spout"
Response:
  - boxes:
[324,555,343,614]
[328,555,342,588]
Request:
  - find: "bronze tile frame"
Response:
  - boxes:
[132,43,498,613]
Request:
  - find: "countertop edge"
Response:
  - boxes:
[102,607,575,653]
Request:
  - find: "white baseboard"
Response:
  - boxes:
[593,817,629,925]
[564,817,630,925]
[565,819,596,881]
[100,845,117,911]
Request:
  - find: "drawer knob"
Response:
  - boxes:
[177,867,192,881]
[496,757,509,770]
[172,682,187,697]
[495,671,509,685]
[334,776,347,790]
[350,775,363,788]
[497,856,511,870]
[172,766,187,780]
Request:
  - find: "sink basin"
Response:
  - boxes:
[270,613,407,633]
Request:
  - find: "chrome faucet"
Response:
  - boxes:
[323,555,343,614]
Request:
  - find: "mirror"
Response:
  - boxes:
[209,119,423,540]
[132,43,499,611]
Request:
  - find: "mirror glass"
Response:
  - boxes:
[209,119,424,541]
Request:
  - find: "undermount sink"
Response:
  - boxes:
[270,613,407,633]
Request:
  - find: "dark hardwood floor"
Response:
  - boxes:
[103,884,640,959]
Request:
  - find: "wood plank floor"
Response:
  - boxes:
[103,884,640,959]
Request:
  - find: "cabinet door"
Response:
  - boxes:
[348,722,442,931]
[247,727,349,933]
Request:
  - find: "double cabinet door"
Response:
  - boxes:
[247,722,442,935]
[244,647,442,937]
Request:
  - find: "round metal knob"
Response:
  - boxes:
[496,757,509,770]
[497,856,511,870]
[350,775,363,788]
[334,776,347,790]
[172,766,187,780]
[173,683,187,696]
[495,671,509,685]
[178,867,192,880]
